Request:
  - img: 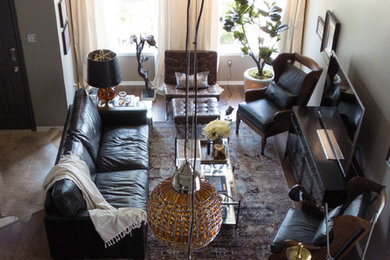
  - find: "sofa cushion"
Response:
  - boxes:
[96,125,149,172]
[277,64,306,95]
[68,89,102,162]
[265,81,297,109]
[63,137,96,182]
[312,205,343,247]
[343,192,378,220]
[271,208,321,254]
[95,170,148,210]
[238,99,281,131]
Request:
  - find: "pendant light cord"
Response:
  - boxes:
[184,0,191,160]
[187,0,205,259]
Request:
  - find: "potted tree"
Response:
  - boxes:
[223,0,288,90]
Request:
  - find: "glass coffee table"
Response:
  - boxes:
[175,138,241,228]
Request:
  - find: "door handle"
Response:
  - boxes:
[9,48,17,61]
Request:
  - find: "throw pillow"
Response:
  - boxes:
[265,81,297,109]
[175,71,209,89]
[312,205,343,247]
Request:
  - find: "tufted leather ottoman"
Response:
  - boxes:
[172,97,220,124]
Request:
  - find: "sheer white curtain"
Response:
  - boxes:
[279,0,307,53]
[153,0,219,94]
[69,0,112,88]
[69,0,218,91]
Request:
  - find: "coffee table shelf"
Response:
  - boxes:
[175,138,241,228]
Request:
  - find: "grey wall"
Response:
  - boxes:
[14,0,75,127]
[218,54,254,82]
[118,54,155,83]
[302,0,390,258]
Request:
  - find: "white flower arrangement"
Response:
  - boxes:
[202,119,231,141]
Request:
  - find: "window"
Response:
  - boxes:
[101,0,157,54]
[218,0,286,54]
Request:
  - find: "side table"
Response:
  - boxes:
[96,95,153,126]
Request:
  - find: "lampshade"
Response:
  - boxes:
[87,49,121,88]
[147,162,222,251]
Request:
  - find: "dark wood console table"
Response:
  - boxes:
[286,106,354,207]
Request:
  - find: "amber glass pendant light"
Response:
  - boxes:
[147,163,222,251]
[147,0,222,258]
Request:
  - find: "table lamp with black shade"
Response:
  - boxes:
[87,49,121,106]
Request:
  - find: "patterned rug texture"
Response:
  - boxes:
[147,122,292,259]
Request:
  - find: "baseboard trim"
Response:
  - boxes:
[36,126,63,131]
[217,80,243,85]
[119,81,145,86]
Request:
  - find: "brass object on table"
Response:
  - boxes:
[213,143,226,160]
[286,242,311,260]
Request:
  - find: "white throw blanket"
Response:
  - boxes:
[43,154,147,248]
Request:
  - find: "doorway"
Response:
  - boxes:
[0,0,35,130]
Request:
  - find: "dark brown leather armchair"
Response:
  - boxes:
[236,53,323,155]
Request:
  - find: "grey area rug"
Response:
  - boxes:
[148,122,292,259]
[0,129,61,222]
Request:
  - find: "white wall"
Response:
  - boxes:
[302,0,390,258]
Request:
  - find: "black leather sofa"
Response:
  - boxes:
[44,89,149,259]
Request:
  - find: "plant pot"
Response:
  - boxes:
[243,67,274,91]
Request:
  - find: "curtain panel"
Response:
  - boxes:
[68,0,218,91]
[153,0,219,94]
[279,0,307,54]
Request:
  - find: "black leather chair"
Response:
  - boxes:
[236,53,323,155]
[269,177,386,260]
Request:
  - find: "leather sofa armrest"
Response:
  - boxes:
[99,107,148,126]
[245,88,267,102]
[47,179,87,217]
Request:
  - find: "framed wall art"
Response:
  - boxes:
[321,11,340,59]
[62,22,70,55]
[58,0,68,28]
[316,16,324,40]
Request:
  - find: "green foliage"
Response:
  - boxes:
[248,68,273,79]
[220,31,235,44]
[223,0,288,77]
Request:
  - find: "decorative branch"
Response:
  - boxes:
[130,34,157,91]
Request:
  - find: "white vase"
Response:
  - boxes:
[243,66,274,91]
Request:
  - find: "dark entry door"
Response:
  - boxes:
[0,0,35,129]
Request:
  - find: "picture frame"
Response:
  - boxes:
[321,11,340,58]
[58,0,68,28]
[62,22,70,55]
[316,16,324,40]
